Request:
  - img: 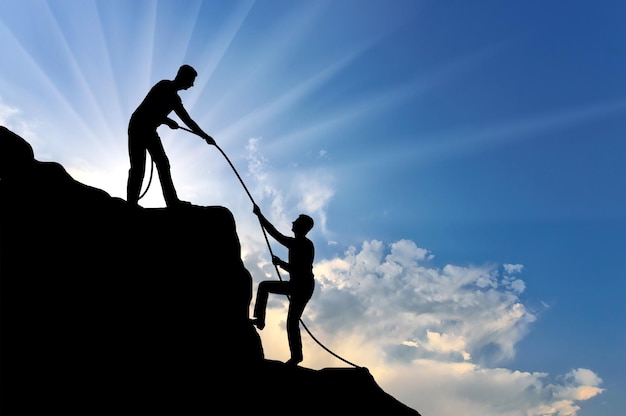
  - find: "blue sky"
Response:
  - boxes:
[1,1,624,415]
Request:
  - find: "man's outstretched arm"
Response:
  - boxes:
[174,105,215,145]
[253,204,290,246]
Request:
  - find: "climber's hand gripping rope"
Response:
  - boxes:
[175,125,215,145]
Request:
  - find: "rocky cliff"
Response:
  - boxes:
[0,126,420,415]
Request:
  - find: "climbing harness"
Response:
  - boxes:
[175,125,362,369]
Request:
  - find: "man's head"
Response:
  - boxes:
[292,214,314,236]
[175,64,198,89]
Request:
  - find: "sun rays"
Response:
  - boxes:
[0,0,425,205]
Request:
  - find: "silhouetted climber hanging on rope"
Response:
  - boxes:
[168,121,361,369]
[127,64,214,209]
[251,204,315,366]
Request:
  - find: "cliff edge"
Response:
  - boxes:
[0,126,420,415]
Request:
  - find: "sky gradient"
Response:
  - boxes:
[1,1,625,415]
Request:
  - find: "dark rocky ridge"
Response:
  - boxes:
[0,126,420,415]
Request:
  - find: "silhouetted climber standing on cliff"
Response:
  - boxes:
[251,204,315,366]
[127,64,215,208]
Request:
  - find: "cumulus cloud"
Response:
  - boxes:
[301,241,603,415]
[308,239,536,365]
[378,360,603,416]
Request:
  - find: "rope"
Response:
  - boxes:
[178,126,361,369]
[138,153,154,200]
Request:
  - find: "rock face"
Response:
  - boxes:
[0,126,420,415]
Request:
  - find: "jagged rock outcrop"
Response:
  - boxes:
[0,126,420,415]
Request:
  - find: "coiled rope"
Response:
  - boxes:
[170,126,361,368]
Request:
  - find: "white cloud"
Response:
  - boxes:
[504,263,524,274]
[378,360,604,416]
[244,137,268,182]
[425,330,469,357]
[294,172,334,227]
[243,236,603,416]
[552,369,605,403]
[306,239,536,365]
[568,368,602,388]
